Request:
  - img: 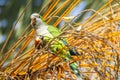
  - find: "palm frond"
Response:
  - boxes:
[0,0,120,80]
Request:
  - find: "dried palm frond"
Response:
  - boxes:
[0,0,120,80]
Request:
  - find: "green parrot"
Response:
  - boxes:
[30,13,81,77]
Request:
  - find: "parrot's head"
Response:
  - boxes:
[30,13,43,29]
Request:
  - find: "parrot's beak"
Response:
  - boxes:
[31,18,36,26]
[30,15,36,26]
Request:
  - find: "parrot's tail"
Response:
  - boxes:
[69,62,80,77]
[69,62,86,79]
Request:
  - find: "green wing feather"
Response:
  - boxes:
[47,25,61,37]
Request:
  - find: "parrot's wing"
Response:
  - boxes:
[47,25,68,45]
[47,25,61,37]
[48,25,79,55]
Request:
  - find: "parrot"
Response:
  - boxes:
[30,13,81,77]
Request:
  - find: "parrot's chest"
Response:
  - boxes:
[36,27,53,38]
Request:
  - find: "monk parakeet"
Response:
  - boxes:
[30,13,81,77]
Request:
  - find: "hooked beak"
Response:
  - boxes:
[30,16,36,26]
